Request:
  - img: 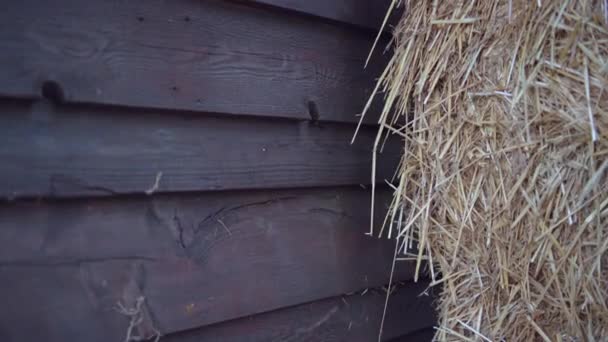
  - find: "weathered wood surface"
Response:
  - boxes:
[163,281,435,342]
[0,100,399,199]
[0,187,414,341]
[241,0,395,31]
[387,328,436,342]
[0,0,388,124]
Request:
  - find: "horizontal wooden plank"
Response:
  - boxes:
[0,0,387,124]
[240,0,394,31]
[0,100,399,199]
[386,328,436,342]
[0,187,414,341]
[163,281,435,342]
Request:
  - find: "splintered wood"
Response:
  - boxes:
[358,0,608,340]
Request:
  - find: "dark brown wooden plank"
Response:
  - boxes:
[163,281,435,342]
[240,0,394,31]
[0,0,387,124]
[386,328,436,342]
[0,187,414,342]
[0,100,399,199]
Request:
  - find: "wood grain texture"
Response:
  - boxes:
[0,100,399,199]
[239,0,394,31]
[0,187,415,342]
[162,281,435,342]
[0,0,388,123]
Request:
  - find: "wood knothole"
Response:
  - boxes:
[307,100,320,123]
[41,80,65,105]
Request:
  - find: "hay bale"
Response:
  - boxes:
[358,0,608,340]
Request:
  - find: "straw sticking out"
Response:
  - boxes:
[584,58,599,142]
[363,0,608,340]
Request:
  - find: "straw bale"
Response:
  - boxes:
[358,1,608,340]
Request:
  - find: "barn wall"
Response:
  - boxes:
[0,0,434,341]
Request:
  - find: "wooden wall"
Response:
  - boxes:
[0,0,434,341]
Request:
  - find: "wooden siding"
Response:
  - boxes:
[0,0,434,341]
[0,99,398,199]
[387,328,437,342]
[162,281,436,342]
[240,0,395,30]
[0,0,389,124]
[0,188,417,341]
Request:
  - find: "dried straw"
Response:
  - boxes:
[116,296,161,342]
[358,0,608,340]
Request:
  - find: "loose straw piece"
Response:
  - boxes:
[116,296,161,342]
[145,171,163,195]
[583,58,598,142]
[431,18,479,25]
